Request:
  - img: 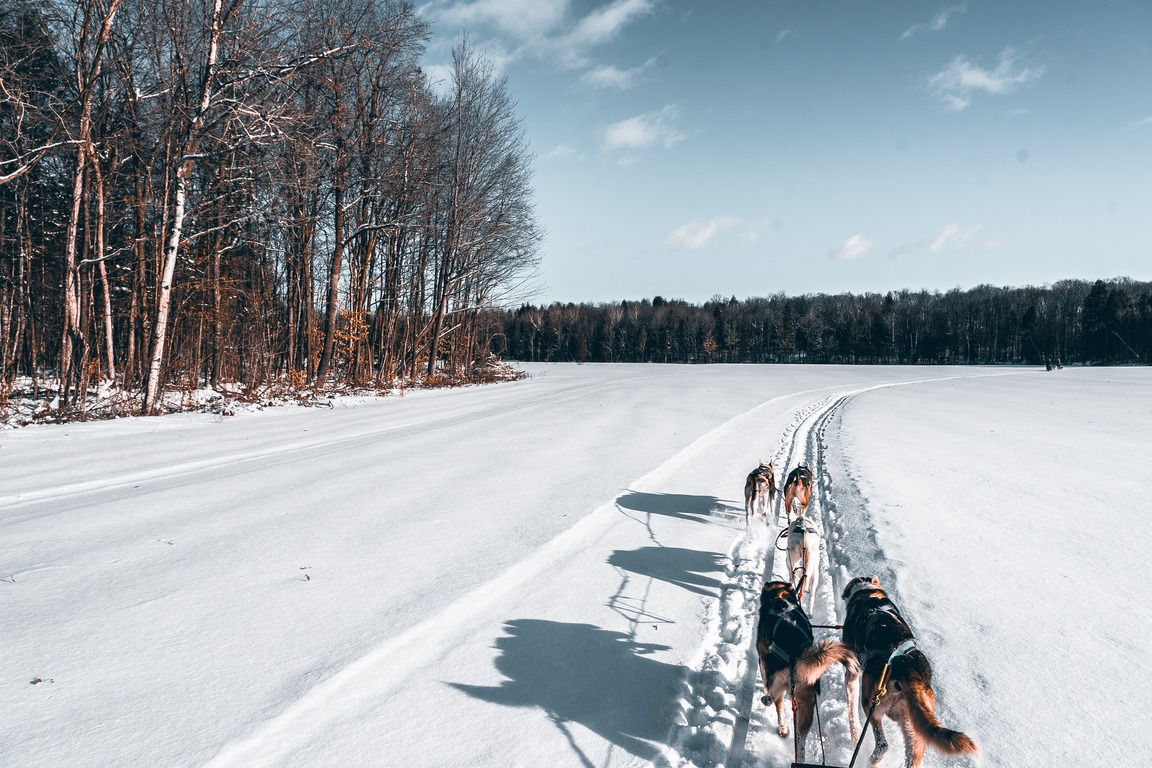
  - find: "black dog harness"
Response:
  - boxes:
[859,602,917,668]
[761,600,814,665]
[789,518,818,537]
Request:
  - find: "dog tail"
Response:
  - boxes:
[905,678,978,758]
[793,640,859,688]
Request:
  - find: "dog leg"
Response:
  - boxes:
[900,714,928,768]
[794,688,816,763]
[845,671,860,741]
[868,718,890,768]
[775,696,788,737]
[805,561,818,614]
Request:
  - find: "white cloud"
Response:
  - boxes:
[901,3,966,40]
[567,0,656,48]
[663,217,740,250]
[928,224,981,252]
[601,105,685,152]
[580,58,656,89]
[890,224,985,257]
[422,63,455,98]
[1135,115,1152,126]
[423,0,568,39]
[830,234,876,262]
[775,29,798,43]
[928,48,1044,111]
[545,144,578,158]
[421,0,656,76]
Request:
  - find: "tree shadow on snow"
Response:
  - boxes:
[450,619,685,764]
[607,547,723,598]
[616,490,741,523]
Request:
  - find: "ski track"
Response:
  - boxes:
[0,376,638,515]
[668,373,1013,768]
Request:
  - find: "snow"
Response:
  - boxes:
[2,363,1148,767]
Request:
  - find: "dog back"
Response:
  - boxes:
[756,583,814,677]
[843,588,916,672]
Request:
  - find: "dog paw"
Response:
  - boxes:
[777,726,789,738]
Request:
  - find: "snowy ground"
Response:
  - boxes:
[2,364,1148,767]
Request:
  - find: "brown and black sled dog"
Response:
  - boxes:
[841,576,978,768]
[782,463,813,521]
[757,580,858,762]
[744,460,776,524]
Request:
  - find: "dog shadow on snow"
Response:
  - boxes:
[616,490,743,524]
[607,547,723,598]
[450,619,687,765]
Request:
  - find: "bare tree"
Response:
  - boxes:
[426,39,540,378]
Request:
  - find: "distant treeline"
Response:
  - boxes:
[494,278,1151,366]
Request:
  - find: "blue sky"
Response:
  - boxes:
[418,1,1152,304]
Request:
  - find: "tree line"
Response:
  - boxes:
[495,278,1152,366]
[0,0,539,418]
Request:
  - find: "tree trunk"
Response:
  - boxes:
[314,181,345,385]
[142,0,233,414]
[92,157,116,381]
[143,166,189,413]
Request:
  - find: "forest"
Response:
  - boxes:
[495,278,1152,366]
[0,0,540,419]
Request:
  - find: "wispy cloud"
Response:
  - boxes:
[928,224,980,252]
[928,47,1044,111]
[776,29,798,44]
[901,3,966,40]
[545,144,578,158]
[580,58,657,89]
[566,0,655,49]
[420,0,656,71]
[664,217,739,250]
[424,0,568,39]
[830,234,876,262]
[890,224,985,257]
[1134,115,1152,126]
[601,105,685,153]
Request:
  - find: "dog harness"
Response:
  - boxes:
[761,601,813,665]
[858,602,915,668]
[789,519,818,536]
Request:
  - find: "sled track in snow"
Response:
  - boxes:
[671,379,945,768]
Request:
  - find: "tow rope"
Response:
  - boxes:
[847,639,916,768]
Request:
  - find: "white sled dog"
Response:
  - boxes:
[786,514,820,613]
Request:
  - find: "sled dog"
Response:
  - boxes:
[756,581,858,762]
[782,464,814,521]
[840,576,979,768]
[744,460,776,524]
[786,515,820,613]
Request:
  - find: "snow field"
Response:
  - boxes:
[4,364,1145,768]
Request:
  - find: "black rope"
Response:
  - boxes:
[789,666,800,765]
[815,687,826,766]
[847,694,880,768]
[775,527,790,550]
